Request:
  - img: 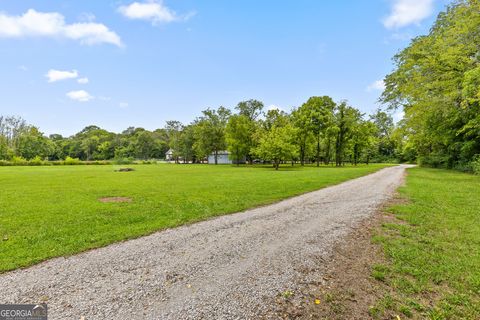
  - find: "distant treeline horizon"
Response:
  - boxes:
[0,97,401,169]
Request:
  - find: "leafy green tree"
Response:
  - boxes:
[299,96,336,166]
[81,136,99,161]
[333,101,362,166]
[226,114,251,165]
[17,127,53,160]
[370,109,395,160]
[382,0,480,168]
[0,135,10,160]
[233,100,264,163]
[178,125,196,163]
[291,107,315,165]
[193,107,231,164]
[135,130,156,160]
[236,99,264,121]
[254,124,298,170]
[165,121,184,163]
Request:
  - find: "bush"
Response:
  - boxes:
[64,156,81,165]
[417,154,450,168]
[0,160,12,166]
[11,156,27,166]
[472,155,480,175]
[28,156,45,166]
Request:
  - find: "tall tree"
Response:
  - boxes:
[193,107,231,164]
[334,101,362,166]
[254,124,297,170]
[165,121,184,163]
[300,96,336,166]
[236,99,264,121]
[382,0,480,168]
[225,114,251,165]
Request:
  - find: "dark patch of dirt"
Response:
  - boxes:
[270,198,407,320]
[98,197,132,203]
[115,168,135,172]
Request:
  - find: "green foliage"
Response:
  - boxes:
[64,156,81,165]
[225,114,251,164]
[1,93,400,166]
[193,107,230,163]
[254,124,298,170]
[472,154,480,175]
[11,156,27,166]
[382,0,480,169]
[0,163,389,272]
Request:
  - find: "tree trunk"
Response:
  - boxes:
[214,150,218,165]
[236,147,240,166]
[316,135,320,167]
[324,138,330,165]
[300,140,305,166]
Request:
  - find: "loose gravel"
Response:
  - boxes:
[0,165,409,319]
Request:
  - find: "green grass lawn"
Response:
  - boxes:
[0,163,389,272]
[371,168,480,319]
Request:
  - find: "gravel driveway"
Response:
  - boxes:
[0,165,409,319]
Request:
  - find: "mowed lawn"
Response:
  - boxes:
[0,163,389,272]
[372,168,480,319]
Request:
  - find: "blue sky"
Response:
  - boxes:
[0,0,449,136]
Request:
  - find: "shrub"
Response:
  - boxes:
[11,156,27,166]
[28,156,45,166]
[64,156,81,165]
[0,160,12,166]
[472,155,480,175]
[417,154,450,168]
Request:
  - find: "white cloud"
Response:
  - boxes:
[66,90,93,102]
[98,96,111,101]
[18,65,28,71]
[267,104,283,112]
[383,0,434,29]
[0,9,122,47]
[118,1,194,24]
[367,80,386,92]
[119,102,129,108]
[77,77,89,84]
[46,69,78,83]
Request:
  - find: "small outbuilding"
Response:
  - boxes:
[207,151,246,165]
[165,149,174,161]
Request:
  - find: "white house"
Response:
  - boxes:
[165,149,174,161]
[207,150,245,164]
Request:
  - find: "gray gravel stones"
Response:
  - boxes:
[0,165,409,319]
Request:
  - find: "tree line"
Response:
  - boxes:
[0,97,401,168]
[382,0,480,171]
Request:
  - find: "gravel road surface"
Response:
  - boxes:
[0,165,409,319]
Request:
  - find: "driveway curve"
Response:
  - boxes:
[0,165,409,319]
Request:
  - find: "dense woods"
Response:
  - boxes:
[0,98,400,168]
[382,0,480,171]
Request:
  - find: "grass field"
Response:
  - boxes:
[372,168,480,319]
[0,163,389,272]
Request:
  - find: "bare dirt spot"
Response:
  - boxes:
[115,168,135,172]
[272,198,407,320]
[98,197,132,203]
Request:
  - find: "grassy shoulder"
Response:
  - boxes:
[0,163,389,272]
[371,168,480,319]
